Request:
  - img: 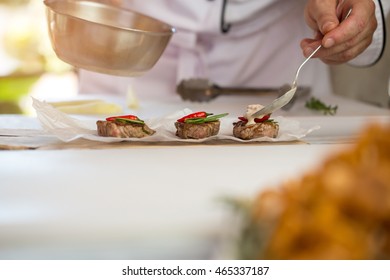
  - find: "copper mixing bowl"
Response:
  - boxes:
[44,0,175,76]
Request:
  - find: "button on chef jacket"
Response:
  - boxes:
[78,0,387,100]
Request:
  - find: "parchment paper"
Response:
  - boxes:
[33,98,320,143]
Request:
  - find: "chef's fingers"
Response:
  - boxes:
[319,38,372,64]
[304,0,340,35]
[320,0,377,49]
[301,30,372,64]
[302,0,377,64]
[301,33,372,64]
[301,12,376,63]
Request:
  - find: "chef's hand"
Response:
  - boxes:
[301,0,377,64]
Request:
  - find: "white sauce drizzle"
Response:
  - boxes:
[244,104,264,126]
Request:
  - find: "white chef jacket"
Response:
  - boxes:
[78,0,387,100]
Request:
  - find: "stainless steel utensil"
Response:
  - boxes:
[251,9,352,118]
[44,0,175,77]
[176,78,310,104]
[250,45,321,118]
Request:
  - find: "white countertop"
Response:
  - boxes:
[0,144,347,259]
[0,93,389,259]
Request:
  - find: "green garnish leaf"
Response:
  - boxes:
[114,118,145,124]
[305,97,338,116]
[184,113,229,124]
[264,119,278,124]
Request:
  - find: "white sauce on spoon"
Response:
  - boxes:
[244,104,264,126]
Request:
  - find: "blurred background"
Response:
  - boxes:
[0,0,77,114]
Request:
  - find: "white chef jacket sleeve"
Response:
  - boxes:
[348,0,387,67]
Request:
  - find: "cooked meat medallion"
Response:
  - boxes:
[174,111,228,139]
[233,104,279,140]
[175,121,220,139]
[233,120,279,140]
[96,120,155,138]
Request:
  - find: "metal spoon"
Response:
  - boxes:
[251,45,321,118]
[251,9,352,118]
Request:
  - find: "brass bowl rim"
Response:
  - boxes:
[44,0,176,36]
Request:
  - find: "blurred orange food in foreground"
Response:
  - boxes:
[246,123,390,260]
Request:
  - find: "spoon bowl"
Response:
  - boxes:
[251,86,297,118]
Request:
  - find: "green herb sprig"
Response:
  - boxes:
[305,97,338,116]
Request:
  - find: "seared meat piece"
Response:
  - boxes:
[175,121,220,139]
[96,120,155,138]
[233,121,279,140]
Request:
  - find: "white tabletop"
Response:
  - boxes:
[0,144,348,259]
[0,94,389,259]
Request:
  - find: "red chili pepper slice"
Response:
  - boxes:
[255,114,271,123]
[177,111,208,123]
[237,114,271,123]
[106,114,139,121]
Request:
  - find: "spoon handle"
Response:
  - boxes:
[292,44,322,88]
